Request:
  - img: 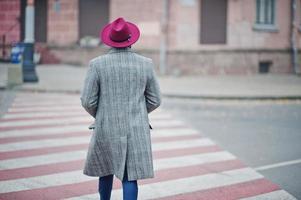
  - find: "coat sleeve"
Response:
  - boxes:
[80,61,100,118]
[144,60,161,113]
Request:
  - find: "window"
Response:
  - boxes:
[254,0,277,31]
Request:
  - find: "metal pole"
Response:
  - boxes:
[291,0,300,74]
[2,35,6,59]
[22,0,38,82]
[159,0,169,75]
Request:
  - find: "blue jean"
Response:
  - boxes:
[98,165,138,200]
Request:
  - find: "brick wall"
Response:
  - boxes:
[0,0,20,44]
[47,0,79,46]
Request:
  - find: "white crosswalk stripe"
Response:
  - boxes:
[1,111,171,121]
[0,116,92,127]
[0,136,90,152]
[241,190,297,200]
[8,106,83,112]
[0,125,88,138]
[2,111,86,119]
[0,136,214,152]
[0,170,95,193]
[0,150,87,169]
[0,126,199,139]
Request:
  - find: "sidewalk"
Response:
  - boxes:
[14,64,301,99]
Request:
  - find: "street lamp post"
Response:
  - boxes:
[22,0,38,82]
[159,0,169,75]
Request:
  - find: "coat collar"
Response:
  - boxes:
[108,47,133,54]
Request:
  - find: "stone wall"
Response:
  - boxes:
[51,46,295,75]
[166,50,293,75]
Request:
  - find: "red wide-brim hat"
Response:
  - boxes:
[100,17,140,48]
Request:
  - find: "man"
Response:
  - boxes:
[81,17,161,200]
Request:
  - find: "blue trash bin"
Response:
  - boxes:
[11,43,24,64]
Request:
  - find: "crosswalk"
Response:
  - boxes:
[0,92,297,199]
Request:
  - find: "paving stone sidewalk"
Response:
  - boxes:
[3,64,301,99]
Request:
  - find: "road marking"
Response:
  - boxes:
[0,145,226,171]
[254,159,301,171]
[0,132,200,145]
[0,160,244,199]
[0,121,90,132]
[0,92,297,199]
[0,146,222,181]
[0,136,90,152]
[0,135,212,152]
[0,125,88,138]
[0,170,95,193]
[0,126,199,139]
[152,138,215,151]
[7,106,83,113]
[151,128,199,136]
[241,189,297,200]
[156,179,280,200]
[0,116,92,127]
[2,111,85,119]
[1,111,171,121]
[0,119,183,132]
[0,150,87,170]
[0,131,87,144]
[70,168,263,200]
[0,152,236,193]
[153,151,236,170]
[11,102,80,108]
[0,143,88,160]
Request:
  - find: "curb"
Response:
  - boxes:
[13,87,81,95]
[12,87,301,101]
[162,94,301,101]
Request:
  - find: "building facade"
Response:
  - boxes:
[0,0,300,74]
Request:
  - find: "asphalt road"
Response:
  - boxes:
[162,98,301,199]
[0,90,300,198]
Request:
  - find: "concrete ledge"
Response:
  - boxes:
[8,63,23,87]
[0,65,8,89]
[0,63,23,89]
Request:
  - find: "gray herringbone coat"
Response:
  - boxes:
[80,47,161,181]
